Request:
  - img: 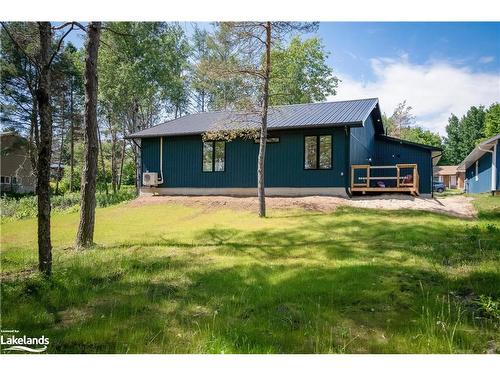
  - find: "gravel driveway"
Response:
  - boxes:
[130,194,476,218]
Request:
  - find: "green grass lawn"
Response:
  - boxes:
[1,195,499,353]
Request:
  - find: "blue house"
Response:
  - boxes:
[460,134,499,194]
[129,98,441,197]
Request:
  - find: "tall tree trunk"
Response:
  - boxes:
[36,22,53,276]
[76,22,101,249]
[132,100,141,196]
[118,134,126,191]
[55,97,65,195]
[257,22,272,218]
[109,121,118,194]
[69,77,75,192]
[97,125,108,195]
[28,100,39,186]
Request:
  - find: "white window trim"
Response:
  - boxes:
[475,160,479,181]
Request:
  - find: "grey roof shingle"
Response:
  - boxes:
[128,98,380,138]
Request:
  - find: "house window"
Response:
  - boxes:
[203,141,225,172]
[475,160,479,181]
[0,176,11,184]
[11,176,18,184]
[304,135,332,170]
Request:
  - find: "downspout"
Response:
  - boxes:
[157,137,164,184]
[431,151,443,198]
[478,141,497,193]
[344,126,352,198]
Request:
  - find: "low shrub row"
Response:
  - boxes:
[0,187,136,220]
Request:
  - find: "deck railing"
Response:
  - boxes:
[351,164,419,195]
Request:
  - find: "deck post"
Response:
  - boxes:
[351,166,354,190]
[366,166,370,188]
[396,166,400,188]
[413,166,416,191]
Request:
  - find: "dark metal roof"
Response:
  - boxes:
[376,134,443,151]
[128,98,381,138]
[458,133,500,170]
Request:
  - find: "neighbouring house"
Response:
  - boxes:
[128,98,442,197]
[0,131,36,193]
[433,165,465,189]
[459,134,499,195]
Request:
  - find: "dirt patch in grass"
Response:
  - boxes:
[350,195,476,218]
[129,194,477,218]
[1,267,37,282]
[57,305,95,328]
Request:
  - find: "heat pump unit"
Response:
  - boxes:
[142,172,158,186]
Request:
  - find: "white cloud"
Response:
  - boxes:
[331,57,500,135]
[479,56,495,64]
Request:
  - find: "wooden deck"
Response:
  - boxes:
[350,164,420,195]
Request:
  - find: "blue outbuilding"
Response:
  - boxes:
[129,98,442,197]
[460,134,499,195]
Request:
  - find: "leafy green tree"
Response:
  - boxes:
[381,113,394,134]
[270,36,338,105]
[1,21,75,275]
[441,114,462,164]
[98,22,191,194]
[442,106,486,164]
[51,43,85,194]
[382,101,441,149]
[484,103,500,138]
[196,24,257,111]
[1,22,41,173]
[462,106,486,149]
[400,126,442,148]
[385,101,415,138]
[201,22,318,217]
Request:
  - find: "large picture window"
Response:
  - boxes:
[203,141,225,172]
[304,135,332,170]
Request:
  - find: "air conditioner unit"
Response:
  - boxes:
[143,172,158,187]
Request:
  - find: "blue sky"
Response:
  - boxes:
[65,22,500,135]
[314,22,500,134]
[317,22,500,80]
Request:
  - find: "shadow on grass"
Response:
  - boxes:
[96,208,498,267]
[1,208,498,353]
[9,258,496,353]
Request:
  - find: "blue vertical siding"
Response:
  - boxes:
[465,152,492,193]
[141,127,347,189]
[141,110,434,195]
[349,114,376,165]
[497,145,500,191]
[373,138,433,194]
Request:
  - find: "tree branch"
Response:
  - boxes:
[48,23,75,67]
[101,26,133,37]
[0,22,40,69]
[52,22,74,31]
